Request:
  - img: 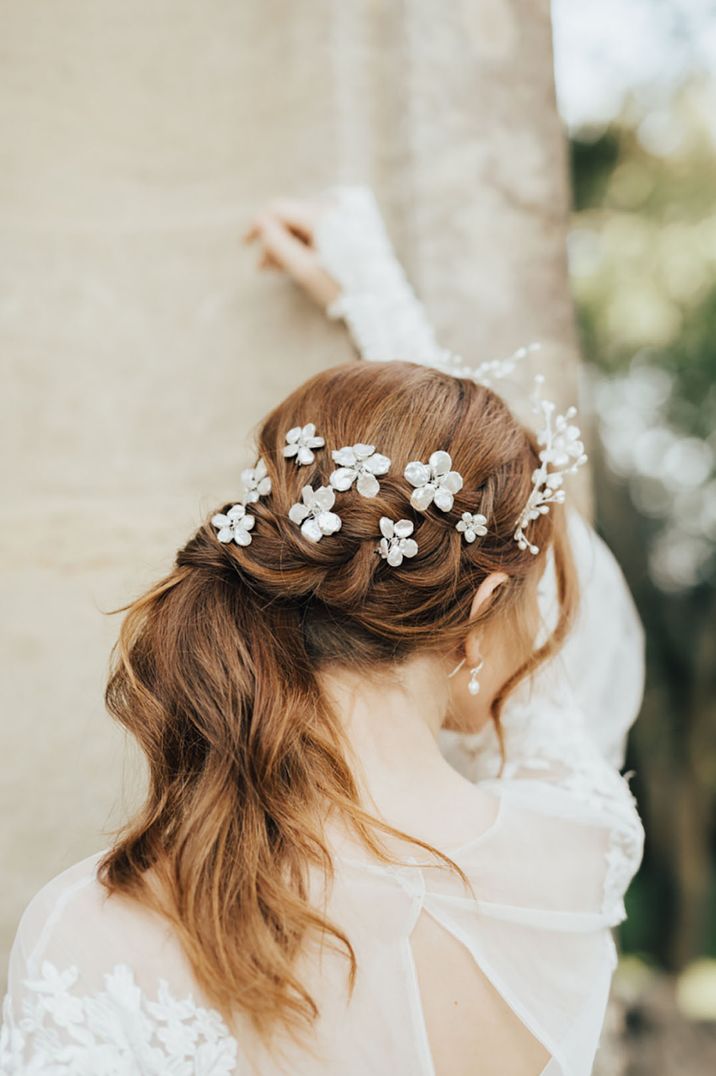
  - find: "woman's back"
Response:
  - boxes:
[3,645,643,1075]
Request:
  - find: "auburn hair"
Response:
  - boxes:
[99,360,578,1041]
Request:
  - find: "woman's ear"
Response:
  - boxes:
[469,572,508,622]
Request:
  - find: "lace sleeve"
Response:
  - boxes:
[314,186,455,367]
[0,855,240,1076]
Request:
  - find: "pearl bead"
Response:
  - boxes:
[468,677,480,696]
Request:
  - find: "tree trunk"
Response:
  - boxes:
[0,0,581,978]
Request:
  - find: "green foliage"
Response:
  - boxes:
[570,80,716,969]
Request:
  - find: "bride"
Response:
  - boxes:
[1,189,644,1075]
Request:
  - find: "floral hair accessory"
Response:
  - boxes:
[514,377,588,555]
[456,512,488,543]
[330,443,391,498]
[241,457,272,502]
[289,484,342,543]
[404,451,463,512]
[211,504,255,547]
[283,423,325,466]
[378,517,418,567]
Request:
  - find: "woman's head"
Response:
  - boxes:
[100,360,577,1040]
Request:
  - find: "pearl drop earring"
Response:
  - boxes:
[468,658,485,696]
[447,654,485,696]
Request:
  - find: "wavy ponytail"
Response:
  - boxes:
[99,359,578,1041]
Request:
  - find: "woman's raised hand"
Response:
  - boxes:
[244,197,341,310]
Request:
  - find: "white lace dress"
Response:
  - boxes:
[0,189,645,1076]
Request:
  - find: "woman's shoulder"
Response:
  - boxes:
[11,851,107,961]
[9,849,184,986]
[3,853,241,1076]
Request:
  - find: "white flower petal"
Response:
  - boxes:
[240,515,255,531]
[297,445,315,465]
[257,476,272,496]
[393,519,414,539]
[302,423,316,437]
[353,443,375,459]
[332,446,357,467]
[318,511,342,534]
[411,485,435,511]
[404,461,431,488]
[211,514,230,529]
[463,529,476,543]
[379,537,390,557]
[289,503,310,525]
[301,517,323,543]
[429,450,452,476]
[216,527,234,543]
[313,486,336,511]
[307,436,325,449]
[234,529,252,546]
[364,452,391,475]
[379,517,394,540]
[433,488,454,512]
[227,505,246,520]
[283,444,299,458]
[330,467,356,491]
[387,545,403,567]
[356,472,380,497]
[400,538,418,558]
[456,520,467,533]
[440,470,463,494]
[285,426,302,443]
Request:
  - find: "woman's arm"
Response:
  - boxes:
[245,187,454,367]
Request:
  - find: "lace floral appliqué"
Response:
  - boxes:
[0,960,238,1075]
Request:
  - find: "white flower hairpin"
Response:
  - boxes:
[283,423,325,466]
[514,376,588,555]
[289,484,342,543]
[241,457,272,502]
[404,451,463,512]
[456,512,488,543]
[211,504,255,547]
[378,517,418,567]
[330,443,391,498]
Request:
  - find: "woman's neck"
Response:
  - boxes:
[318,656,495,850]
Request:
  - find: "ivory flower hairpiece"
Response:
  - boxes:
[283,423,325,466]
[241,457,271,502]
[378,517,418,566]
[289,484,342,543]
[211,504,255,546]
[514,377,588,555]
[330,443,391,498]
[404,451,463,512]
[456,512,488,544]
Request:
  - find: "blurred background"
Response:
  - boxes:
[554,0,716,1070]
[1,1,715,1072]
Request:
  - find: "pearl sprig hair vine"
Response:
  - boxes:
[211,369,586,563]
[513,377,588,555]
